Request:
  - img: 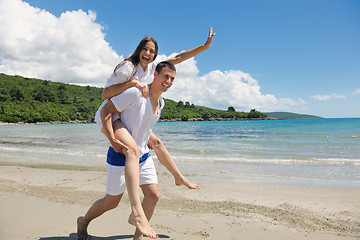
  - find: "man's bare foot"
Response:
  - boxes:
[128,213,157,239]
[133,228,143,240]
[175,175,198,189]
[77,216,91,240]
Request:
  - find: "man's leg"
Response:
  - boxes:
[77,194,123,240]
[133,184,160,240]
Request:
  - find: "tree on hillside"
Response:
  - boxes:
[10,86,24,101]
[248,109,267,118]
[228,106,235,112]
[177,101,184,108]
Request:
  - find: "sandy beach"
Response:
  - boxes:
[0,164,359,240]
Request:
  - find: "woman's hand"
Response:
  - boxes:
[204,27,216,49]
[133,79,148,98]
[165,27,216,65]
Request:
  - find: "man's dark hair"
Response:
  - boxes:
[155,61,176,74]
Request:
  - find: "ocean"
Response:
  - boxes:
[1,118,359,187]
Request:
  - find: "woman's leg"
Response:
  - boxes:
[133,184,160,240]
[148,132,198,189]
[110,120,157,239]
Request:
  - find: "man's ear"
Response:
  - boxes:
[153,70,159,81]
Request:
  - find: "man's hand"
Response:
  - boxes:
[147,134,161,150]
[111,138,129,153]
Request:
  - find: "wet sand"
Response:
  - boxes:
[0,164,359,240]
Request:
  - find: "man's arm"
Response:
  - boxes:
[166,27,216,65]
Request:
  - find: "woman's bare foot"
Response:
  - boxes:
[175,175,198,189]
[77,216,91,240]
[128,213,157,239]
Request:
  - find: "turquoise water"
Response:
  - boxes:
[1,118,359,187]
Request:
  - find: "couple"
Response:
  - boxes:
[77,28,216,240]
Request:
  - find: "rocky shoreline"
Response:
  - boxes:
[0,120,93,125]
[159,117,276,122]
[0,117,277,125]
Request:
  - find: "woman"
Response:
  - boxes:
[86,27,216,240]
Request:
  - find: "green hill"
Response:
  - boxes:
[265,112,322,119]
[0,73,268,123]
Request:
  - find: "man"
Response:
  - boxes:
[77,61,197,240]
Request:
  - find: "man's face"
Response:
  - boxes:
[154,66,175,92]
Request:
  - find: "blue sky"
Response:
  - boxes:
[1,0,359,118]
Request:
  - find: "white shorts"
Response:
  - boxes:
[106,156,158,196]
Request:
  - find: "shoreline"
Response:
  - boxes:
[0,117,276,125]
[2,160,359,188]
[1,165,359,240]
[2,118,359,126]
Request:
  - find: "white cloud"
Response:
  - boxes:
[0,0,120,86]
[311,93,346,101]
[0,0,306,112]
[163,59,306,112]
[352,88,360,95]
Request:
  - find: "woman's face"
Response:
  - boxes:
[139,41,156,69]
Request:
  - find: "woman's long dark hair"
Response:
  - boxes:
[113,36,158,74]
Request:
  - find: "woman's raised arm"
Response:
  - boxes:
[166,27,216,65]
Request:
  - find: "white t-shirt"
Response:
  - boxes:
[100,59,160,124]
[95,86,164,155]
[105,60,159,87]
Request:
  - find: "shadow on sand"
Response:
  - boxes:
[39,233,170,240]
